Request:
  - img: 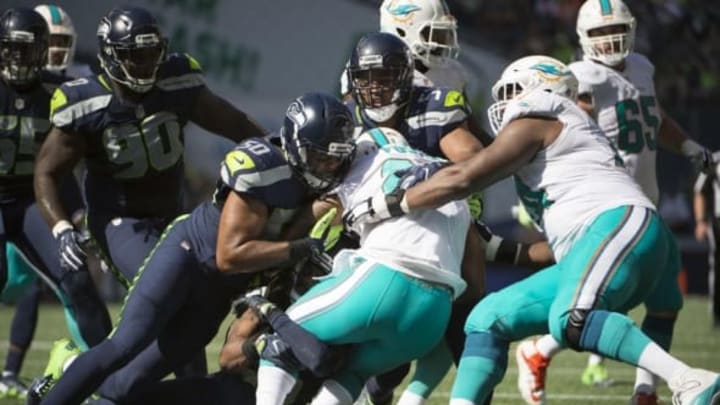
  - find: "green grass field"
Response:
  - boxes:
[1,296,718,404]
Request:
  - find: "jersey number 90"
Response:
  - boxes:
[102,112,184,179]
[0,116,49,176]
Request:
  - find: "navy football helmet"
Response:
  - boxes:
[280,93,356,193]
[347,32,414,122]
[96,6,167,93]
[0,8,49,87]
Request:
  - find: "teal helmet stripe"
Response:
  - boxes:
[49,5,62,24]
[599,0,613,15]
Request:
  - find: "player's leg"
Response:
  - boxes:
[38,217,200,404]
[449,265,559,405]
[0,280,39,399]
[711,219,720,327]
[547,206,720,404]
[257,260,452,404]
[395,342,452,405]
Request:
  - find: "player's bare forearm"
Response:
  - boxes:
[34,128,84,227]
[657,110,690,153]
[191,87,267,142]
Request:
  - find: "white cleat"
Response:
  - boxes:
[669,368,720,405]
[515,339,550,405]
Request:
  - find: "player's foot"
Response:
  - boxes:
[669,368,720,405]
[0,372,28,398]
[582,362,612,387]
[44,338,81,379]
[516,339,550,405]
[25,375,54,405]
[630,391,660,405]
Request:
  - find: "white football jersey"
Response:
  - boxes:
[336,129,469,297]
[500,90,654,260]
[570,53,662,204]
[339,58,469,96]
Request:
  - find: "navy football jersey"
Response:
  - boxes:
[49,53,205,218]
[0,71,68,202]
[188,137,312,269]
[347,86,470,158]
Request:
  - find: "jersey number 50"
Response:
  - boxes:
[102,112,183,179]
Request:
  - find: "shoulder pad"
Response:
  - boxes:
[156,53,205,91]
[501,90,563,129]
[569,61,608,86]
[407,86,469,129]
[220,138,293,193]
[50,76,112,127]
[625,52,654,75]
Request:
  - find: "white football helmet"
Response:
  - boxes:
[487,55,578,134]
[33,4,76,72]
[576,0,636,67]
[379,0,459,69]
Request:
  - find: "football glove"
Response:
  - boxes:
[308,207,343,253]
[236,294,279,321]
[55,226,87,272]
[342,189,407,229]
[467,192,484,221]
[395,160,448,190]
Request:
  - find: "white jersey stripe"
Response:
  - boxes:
[406,110,465,130]
[573,206,650,310]
[52,94,113,127]
[287,260,375,323]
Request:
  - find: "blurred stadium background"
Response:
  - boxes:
[1,0,719,402]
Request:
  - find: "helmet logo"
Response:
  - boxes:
[135,33,160,46]
[531,63,569,82]
[385,1,422,23]
[358,54,383,68]
[286,101,307,127]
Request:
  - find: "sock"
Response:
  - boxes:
[535,334,563,358]
[578,310,688,383]
[634,315,676,393]
[4,348,25,376]
[397,390,426,405]
[587,353,604,367]
[312,379,353,405]
[256,364,297,405]
[449,332,508,404]
[405,342,452,398]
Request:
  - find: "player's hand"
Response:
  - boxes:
[691,148,715,175]
[237,294,279,321]
[467,192,484,220]
[394,160,448,190]
[308,208,342,253]
[56,228,87,272]
[343,189,407,228]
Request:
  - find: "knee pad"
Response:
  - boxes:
[564,308,589,351]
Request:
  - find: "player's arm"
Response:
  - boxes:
[34,126,86,231]
[219,308,263,373]
[693,172,712,242]
[438,121,484,162]
[189,87,267,143]
[656,107,709,161]
[403,117,555,212]
[216,192,310,274]
[576,93,594,116]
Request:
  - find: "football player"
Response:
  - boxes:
[345,55,720,405]
[255,112,478,404]
[34,4,264,295]
[345,31,500,405]
[29,93,354,405]
[32,4,91,79]
[0,8,111,398]
[514,2,714,404]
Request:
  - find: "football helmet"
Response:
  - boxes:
[280,92,356,193]
[487,55,578,134]
[0,8,49,87]
[96,6,167,93]
[577,0,636,67]
[33,5,76,72]
[347,32,414,123]
[380,0,459,69]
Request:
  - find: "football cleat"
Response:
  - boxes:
[0,372,28,398]
[669,368,720,405]
[44,338,81,380]
[582,362,612,387]
[515,339,550,405]
[630,391,660,405]
[25,375,54,405]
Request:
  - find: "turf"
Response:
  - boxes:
[1,295,718,404]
